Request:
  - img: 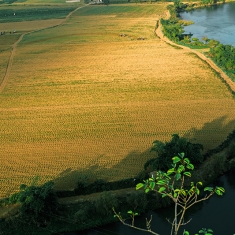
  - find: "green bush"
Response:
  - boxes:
[145,134,204,171]
[8,181,59,227]
[95,191,118,216]
[126,192,148,212]
[227,141,235,160]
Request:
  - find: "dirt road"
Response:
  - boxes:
[0,5,87,93]
[155,17,235,93]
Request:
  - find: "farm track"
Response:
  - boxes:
[155,16,235,93]
[0,4,88,93]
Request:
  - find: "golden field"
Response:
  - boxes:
[0,3,235,197]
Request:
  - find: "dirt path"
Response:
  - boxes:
[155,14,235,93]
[0,5,87,93]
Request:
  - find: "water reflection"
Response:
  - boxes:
[180,2,235,45]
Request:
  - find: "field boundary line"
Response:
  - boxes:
[155,13,235,94]
[0,4,88,93]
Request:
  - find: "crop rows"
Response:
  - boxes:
[0,4,235,198]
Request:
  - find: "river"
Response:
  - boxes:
[180,2,235,46]
[65,170,235,235]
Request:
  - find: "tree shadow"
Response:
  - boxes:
[53,149,155,191]
[183,115,235,152]
[53,115,235,192]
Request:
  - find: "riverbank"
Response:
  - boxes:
[157,1,235,94]
[155,18,235,93]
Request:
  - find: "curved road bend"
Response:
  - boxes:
[155,13,235,94]
[0,4,87,93]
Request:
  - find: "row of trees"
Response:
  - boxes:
[207,43,235,72]
[200,0,225,5]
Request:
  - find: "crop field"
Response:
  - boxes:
[0,3,235,198]
[0,0,69,4]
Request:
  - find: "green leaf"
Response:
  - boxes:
[127,210,133,214]
[181,189,186,196]
[145,188,150,193]
[215,189,223,196]
[149,182,156,190]
[196,188,200,195]
[159,187,166,193]
[172,156,181,163]
[178,152,185,158]
[183,172,191,177]
[136,183,144,190]
[216,186,225,193]
[187,163,194,170]
[198,182,203,186]
[173,192,177,198]
[177,164,185,173]
[204,187,213,192]
[184,158,190,164]
[167,168,175,175]
[162,194,167,198]
[176,173,181,181]
[134,213,138,215]
[184,231,190,235]
[157,180,166,185]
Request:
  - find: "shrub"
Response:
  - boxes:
[145,134,204,171]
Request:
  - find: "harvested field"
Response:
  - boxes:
[0,4,235,197]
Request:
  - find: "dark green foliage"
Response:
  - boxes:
[95,192,118,216]
[145,134,204,171]
[173,0,187,15]
[0,7,76,23]
[73,201,95,223]
[126,192,148,212]
[160,18,184,42]
[227,141,235,160]
[204,130,235,159]
[103,0,110,4]
[9,181,59,227]
[56,177,139,197]
[207,43,235,75]
[0,0,20,4]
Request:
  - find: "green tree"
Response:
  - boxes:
[9,180,59,226]
[103,0,110,5]
[145,134,203,172]
[114,153,225,235]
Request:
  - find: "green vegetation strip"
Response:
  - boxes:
[0,6,77,23]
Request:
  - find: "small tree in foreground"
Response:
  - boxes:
[113,153,225,235]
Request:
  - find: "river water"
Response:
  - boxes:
[180,2,235,46]
[68,170,235,235]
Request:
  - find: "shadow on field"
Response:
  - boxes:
[183,115,235,152]
[53,149,155,191]
[54,115,235,192]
